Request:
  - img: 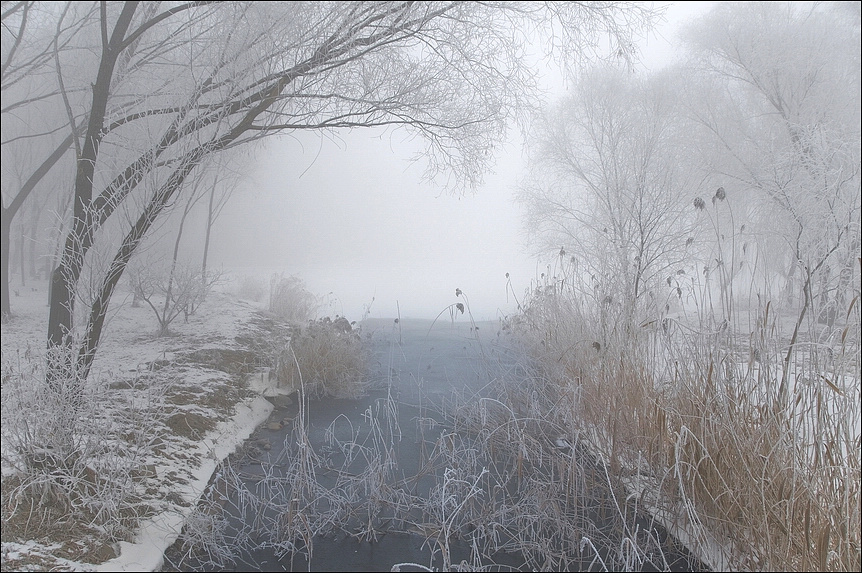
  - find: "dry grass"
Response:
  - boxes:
[0,358,169,568]
[166,325,699,572]
[268,274,319,323]
[165,411,217,440]
[258,274,370,398]
[276,316,370,400]
[0,475,120,565]
[505,277,861,571]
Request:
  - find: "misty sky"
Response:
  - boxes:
[210,2,714,323]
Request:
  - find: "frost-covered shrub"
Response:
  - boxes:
[1,354,168,543]
[268,274,318,323]
[276,316,369,399]
[233,275,267,302]
[128,260,222,335]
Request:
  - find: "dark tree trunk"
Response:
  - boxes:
[201,185,216,287]
[1,208,11,320]
[46,264,75,390]
[45,2,139,386]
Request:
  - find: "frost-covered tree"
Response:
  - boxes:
[680,1,861,389]
[2,2,663,387]
[518,66,698,331]
[1,1,92,319]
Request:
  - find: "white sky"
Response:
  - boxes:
[209,2,714,322]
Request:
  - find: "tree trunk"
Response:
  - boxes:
[45,2,139,387]
[201,185,216,289]
[18,223,26,287]
[1,208,11,320]
[46,263,75,390]
[48,193,73,282]
[159,194,193,335]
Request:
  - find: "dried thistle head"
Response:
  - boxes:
[715,186,726,201]
[694,197,705,210]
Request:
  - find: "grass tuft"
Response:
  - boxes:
[276,316,370,400]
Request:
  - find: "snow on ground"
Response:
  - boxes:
[94,395,272,573]
[3,277,857,571]
[1,279,289,572]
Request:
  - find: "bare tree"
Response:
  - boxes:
[196,153,247,294]
[156,171,208,334]
[1,1,94,319]
[131,152,240,332]
[680,1,861,397]
[2,1,661,392]
[126,255,221,336]
[517,66,698,334]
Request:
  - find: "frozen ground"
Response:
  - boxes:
[1,278,521,572]
[1,280,282,571]
[7,275,849,571]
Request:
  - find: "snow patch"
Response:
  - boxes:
[96,396,272,572]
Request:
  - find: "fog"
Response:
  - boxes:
[210,130,534,321]
[4,4,857,572]
[204,2,713,323]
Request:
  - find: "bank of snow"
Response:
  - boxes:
[1,281,290,572]
[95,395,272,572]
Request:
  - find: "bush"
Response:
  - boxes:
[233,275,267,303]
[268,274,318,323]
[128,260,222,335]
[276,316,369,399]
[1,353,168,546]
